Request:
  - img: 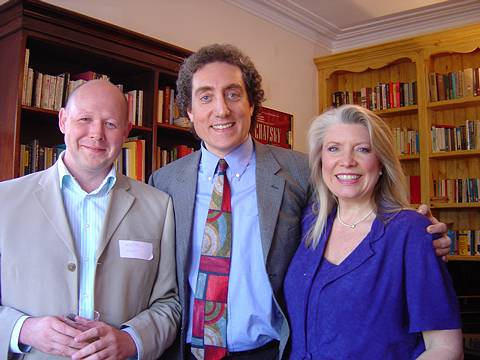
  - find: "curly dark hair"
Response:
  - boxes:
[176,43,265,132]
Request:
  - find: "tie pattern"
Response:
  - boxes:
[192,159,232,360]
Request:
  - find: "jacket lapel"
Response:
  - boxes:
[97,174,134,259]
[255,142,285,261]
[173,152,200,279]
[317,217,385,290]
[34,164,76,256]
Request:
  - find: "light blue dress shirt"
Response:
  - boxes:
[10,154,141,358]
[187,136,281,352]
[58,155,116,320]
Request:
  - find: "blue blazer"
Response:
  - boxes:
[284,207,461,359]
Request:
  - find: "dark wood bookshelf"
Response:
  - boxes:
[157,123,193,133]
[0,0,197,181]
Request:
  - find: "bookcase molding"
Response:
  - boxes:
[0,0,197,181]
[314,23,480,261]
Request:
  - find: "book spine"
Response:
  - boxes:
[21,48,30,105]
[457,230,470,256]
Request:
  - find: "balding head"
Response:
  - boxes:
[58,79,132,192]
[65,79,128,125]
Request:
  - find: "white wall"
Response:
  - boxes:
[35,0,326,152]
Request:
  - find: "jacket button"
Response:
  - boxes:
[67,263,76,272]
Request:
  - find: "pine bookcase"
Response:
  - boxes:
[314,23,480,261]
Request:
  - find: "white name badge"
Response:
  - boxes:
[119,240,153,260]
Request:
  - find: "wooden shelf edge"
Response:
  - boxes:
[22,105,58,115]
[131,125,152,132]
[375,105,418,116]
[431,202,480,209]
[427,96,480,110]
[399,154,420,161]
[447,255,480,261]
[157,123,193,133]
[430,149,480,159]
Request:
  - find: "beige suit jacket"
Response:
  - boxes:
[0,162,180,359]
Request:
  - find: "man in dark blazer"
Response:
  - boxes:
[149,44,451,360]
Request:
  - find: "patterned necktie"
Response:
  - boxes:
[191,159,232,360]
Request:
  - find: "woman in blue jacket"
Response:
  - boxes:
[284,105,462,359]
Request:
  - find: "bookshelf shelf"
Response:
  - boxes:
[375,105,418,117]
[0,0,194,181]
[132,125,153,132]
[431,202,480,209]
[427,96,480,110]
[447,255,480,262]
[157,123,193,133]
[22,106,58,116]
[430,149,480,159]
[399,154,420,161]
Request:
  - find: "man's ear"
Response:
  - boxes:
[187,109,194,124]
[58,108,67,134]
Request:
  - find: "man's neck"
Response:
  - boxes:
[62,156,112,193]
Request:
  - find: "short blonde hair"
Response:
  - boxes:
[306,105,410,247]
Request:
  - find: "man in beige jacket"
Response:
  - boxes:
[0,79,179,359]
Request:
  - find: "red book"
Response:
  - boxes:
[389,81,394,108]
[70,71,98,81]
[395,81,401,108]
[409,175,421,204]
[177,144,192,158]
[136,139,145,182]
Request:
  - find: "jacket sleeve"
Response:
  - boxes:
[0,289,28,358]
[123,196,181,359]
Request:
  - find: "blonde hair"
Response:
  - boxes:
[306,104,410,247]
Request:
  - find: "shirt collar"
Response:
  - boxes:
[58,151,117,195]
[200,135,254,179]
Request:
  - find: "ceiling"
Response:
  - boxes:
[225,0,480,52]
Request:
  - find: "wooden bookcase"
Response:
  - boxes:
[315,23,480,260]
[0,0,199,182]
[315,23,480,341]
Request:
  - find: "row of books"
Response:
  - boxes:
[20,137,146,182]
[432,178,480,204]
[21,49,144,127]
[448,229,480,256]
[431,120,480,152]
[155,144,194,169]
[125,89,144,127]
[21,69,90,111]
[428,68,480,102]
[331,81,417,110]
[116,139,146,182]
[20,137,195,182]
[392,128,419,155]
[19,140,65,176]
[157,87,191,128]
